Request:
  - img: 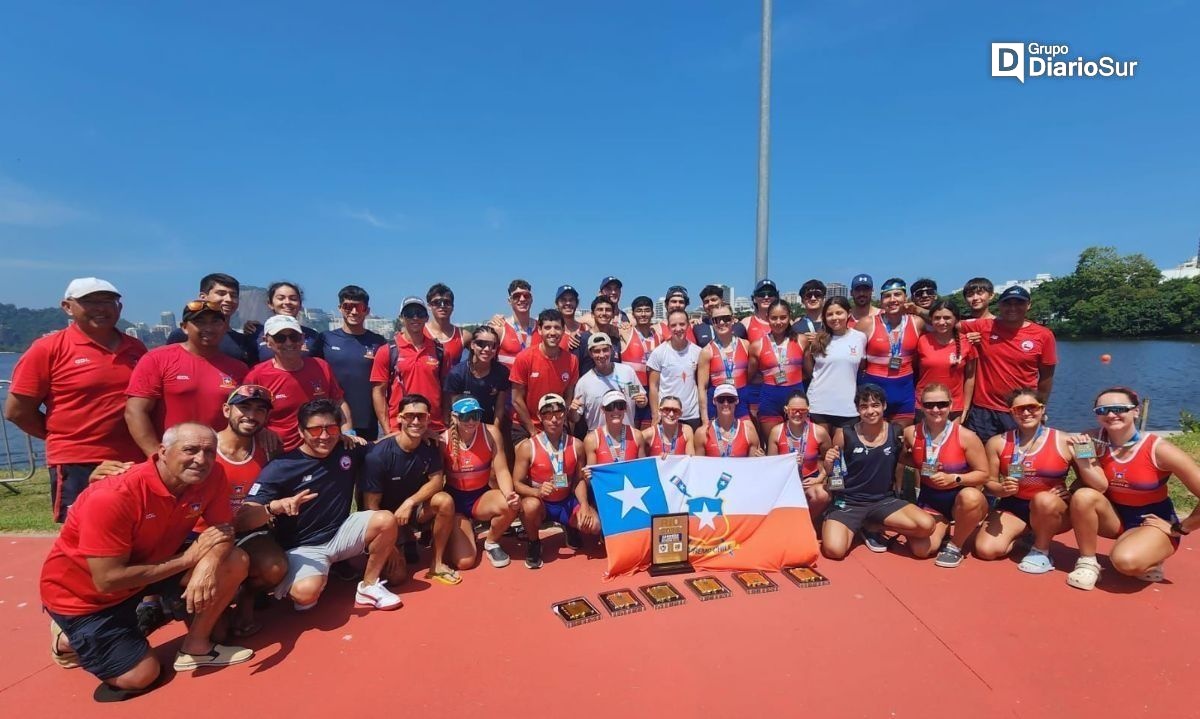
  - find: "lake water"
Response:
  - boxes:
[3,338,1199,468]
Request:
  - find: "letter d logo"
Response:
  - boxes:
[991,42,1025,83]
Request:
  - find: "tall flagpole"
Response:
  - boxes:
[754,0,772,284]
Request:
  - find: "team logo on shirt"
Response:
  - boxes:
[186,502,202,518]
[220,375,235,388]
[1020,340,1035,352]
[340,456,352,470]
[531,372,541,378]
[232,484,245,497]
[424,357,439,367]
[311,382,326,395]
[300,474,314,484]
[364,349,375,359]
[329,345,341,351]
[561,372,569,381]
[73,357,92,365]
[275,392,288,400]
[849,347,858,356]
[176,374,191,380]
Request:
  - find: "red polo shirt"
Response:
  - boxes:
[509,344,579,429]
[126,343,247,435]
[39,457,232,615]
[963,318,1058,411]
[369,334,444,432]
[245,358,345,450]
[9,324,146,464]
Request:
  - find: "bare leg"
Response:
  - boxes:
[179,548,249,655]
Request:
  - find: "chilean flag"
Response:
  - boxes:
[591,455,819,577]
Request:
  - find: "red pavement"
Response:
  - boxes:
[0,530,1194,718]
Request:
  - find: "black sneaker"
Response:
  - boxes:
[862,531,890,553]
[525,540,544,569]
[564,526,583,550]
[934,543,964,568]
[402,540,420,565]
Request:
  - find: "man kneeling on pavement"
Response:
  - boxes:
[39,422,253,702]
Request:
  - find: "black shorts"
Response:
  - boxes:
[49,463,99,523]
[963,407,1017,443]
[510,423,531,447]
[810,413,858,430]
[824,495,912,534]
[46,574,184,681]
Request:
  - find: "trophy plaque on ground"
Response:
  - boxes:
[685,576,732,602]
[598,589,645,617]
[639,581,686,609]
[732,571,779,594]
[782,566,830,589]
[649,512,692,576]
[552,597,601,628]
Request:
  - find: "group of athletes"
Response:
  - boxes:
[7,270,1199,701]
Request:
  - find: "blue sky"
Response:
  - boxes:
[1,1,1197,325]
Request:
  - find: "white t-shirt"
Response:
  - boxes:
[807,329,867,417]
[575,363,641,430]
[646,341,702,420]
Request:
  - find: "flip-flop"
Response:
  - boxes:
[424,568,463,586]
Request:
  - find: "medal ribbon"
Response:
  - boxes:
[922,421,953,466]
[657,424,678,457]
[714,337,736,382]
[770,335,790,379]
[1010,425,1044,472]
[715,421,735,457]
[881,314,907,358]
[603,427,627,461]
[786,421,809,458]
[510,316,535,350]
[538,432,567,477]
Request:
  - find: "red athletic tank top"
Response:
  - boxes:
[757,335,805,386]
[498,318,539,367]
[746,315,771,344]
[1099,434,1170,506]
[864,314,919,378]
[707,338,749,388]
[774,422,821,477]
[705,418,752,458]
[620,329,658,387]
[998,428,1069,499]
[198,441,268,531]
[593,426,639,464]
[911,423,970,490]
[426,325,465,378]
[657,322,697,345]
[648,423,688,458]
[528,431,578,502]
[442,424,493,492]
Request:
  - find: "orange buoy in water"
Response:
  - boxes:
[1100,354,1112,364]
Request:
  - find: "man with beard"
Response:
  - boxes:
[848,273,880,328]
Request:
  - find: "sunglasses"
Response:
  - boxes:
[429,298,453,308]
[922,400,951,410]
[803,291,825,300]
[603,402,627,412]
[401,310,429,321]
[913,289,937,298]
[473,340,497,350]
[303,423,341,438]
[340,302,366,313]
[754,292,777,300]
[456,410,484,422]
[272,331,304,343]
[400,411,430,422]
[185,299,224,313]
[1094,404,1136,416]
[539,407,566,418]
[1011,403,1045,415]
[510,291,532,301]
[660,406,681,416]
[74,296,121,308]
[229,384,272,403]
[786,407,810,415]
[714,396,738,405]
[712,315,734,324]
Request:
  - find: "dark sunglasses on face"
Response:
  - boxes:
[712,315,734,324]
[913,289,937,298]
[1011,403,1044,414]
[604,401,627,412]
[473,340,497,350]
[456,410,484,422]
[303,423,341,438]
[510,291,532,301]
[660,406,681,416]
[715,396,738,405]
[429,298,453,308]
[922,400,951,410]
[400,411,430,422]
[272,331,303,343]
[340,302,366,313]
[401,309,429,321]
[1094,404,1136,416]
[787,407,810,415]
[804,292,825,300]
[540,407,566,418]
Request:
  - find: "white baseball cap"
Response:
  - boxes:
[64,277,120,300]
[264,314,303,336]
[713,383,739,400]
[600,389,627,407]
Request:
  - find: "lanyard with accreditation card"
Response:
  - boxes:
[882,315,906,370]
[539,433,570,488]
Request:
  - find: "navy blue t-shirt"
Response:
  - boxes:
[442,360,510,425]
[320,328,387,433]
[361,438,443,512]
[167,327,252,366]
[245,445,367,549]
[252,324,324,362]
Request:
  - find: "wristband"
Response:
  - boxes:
[345,429,357,437]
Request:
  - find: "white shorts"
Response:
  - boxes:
[274,510,373,599]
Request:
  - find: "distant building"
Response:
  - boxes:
[653,296,667,322]
[364,316,395,338]
[159,311,177,329]
[781,291,800,305]
[827,282,849,299]
[732,296,753,313]
[716,284,733,304]
[232,285,270,327]
[996,274,1053,294]
[1161,254,1200,281]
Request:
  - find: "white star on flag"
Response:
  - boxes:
[693,501,719,530]
[607,476,650,518]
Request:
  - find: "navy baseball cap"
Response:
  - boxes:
[851,274,873,289]
[599,276,623,289]
[998,285,1031,303]
[665,285,689,304]
[753,279,779,296]
[555,284,579,301]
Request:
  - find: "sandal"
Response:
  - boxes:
[50,620,80,669]
[424,568,463,586]
[1017,548,1054,574]
[1066,557,1101,590]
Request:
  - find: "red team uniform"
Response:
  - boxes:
[1098,433,1178,541]
[246,358,345,451]
[369,334,445,433]
[756,336,805,421]
[705,339,751,419]
[704,418,753,458]
[915,334,976,413]
[648,425,688,458]
[911,422,971,517]
[497,319,540,367]
[198,440,269,532]
[527,432,581,526]
[774,421,822,478]
[996,428,1070,523]
[509,346,578,430]
[862,315,920,419]
[126,343,247,435]
[963,318,1057,412]
[592,426,639,464]
[442,424,495,517]
[621,329,658,428]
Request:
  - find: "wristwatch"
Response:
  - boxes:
[954,476,962,485]
[1171,520,1189,537]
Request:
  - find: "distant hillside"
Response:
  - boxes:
[0,304,132,352]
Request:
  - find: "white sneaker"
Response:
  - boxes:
[1138,563,1165,583]
[1066,557,1101,591]
[355,580,402,611]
